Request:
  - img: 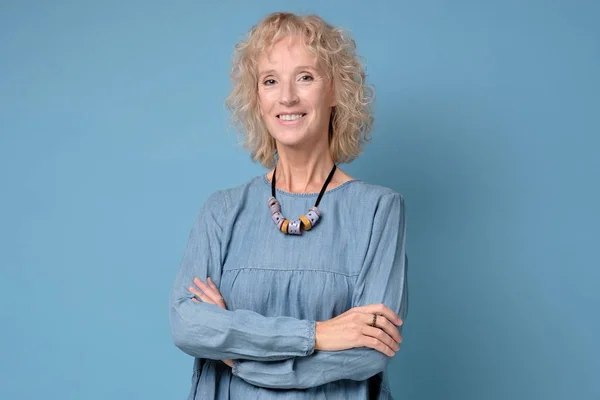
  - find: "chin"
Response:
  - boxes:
[273,136,309,149]
[269,128,307,147]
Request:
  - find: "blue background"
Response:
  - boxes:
[1,1,598,399]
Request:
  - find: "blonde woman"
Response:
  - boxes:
[170,12,408,400]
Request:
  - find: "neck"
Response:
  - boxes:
[273,144,335,193]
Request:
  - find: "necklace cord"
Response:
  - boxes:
[271,164,337,207]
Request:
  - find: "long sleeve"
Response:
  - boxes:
[169,191,316,361]
[232,193,408,389]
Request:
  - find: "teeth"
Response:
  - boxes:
[278,114,304,121]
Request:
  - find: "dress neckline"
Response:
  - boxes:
[261,174,360,197]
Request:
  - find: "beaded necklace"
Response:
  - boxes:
[268,164,337,235]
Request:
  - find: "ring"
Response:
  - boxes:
[371,313,377,327]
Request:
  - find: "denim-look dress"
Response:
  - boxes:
[169,174,408,399]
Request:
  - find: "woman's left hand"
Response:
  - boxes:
[188,277,234,368]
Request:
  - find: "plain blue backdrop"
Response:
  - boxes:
[1,1,598,399]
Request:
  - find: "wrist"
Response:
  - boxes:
[314,321,321,350]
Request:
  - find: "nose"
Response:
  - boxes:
[278,80,299,106]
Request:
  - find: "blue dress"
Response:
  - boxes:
[169,174,408,399]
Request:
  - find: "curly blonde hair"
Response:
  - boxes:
[226,12,374,169]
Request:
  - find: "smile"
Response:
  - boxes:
[277,113,307,123]
[277,113,306,121]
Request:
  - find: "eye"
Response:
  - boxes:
[299,75,314,82]
[263,79,276,86]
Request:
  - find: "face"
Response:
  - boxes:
[257,36,335,151]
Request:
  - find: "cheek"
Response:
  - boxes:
[258,93,274,116]
[314,98,331,119]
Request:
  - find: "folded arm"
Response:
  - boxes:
[169,191,316,362]
[232,193,409,388]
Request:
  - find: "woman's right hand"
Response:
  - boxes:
[314,304,403,357]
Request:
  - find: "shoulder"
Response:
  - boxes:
[351,180,403,198]
[340,181,406,231]
[346,180,405,209]
[349,182,406,238]
[200,175,265,213]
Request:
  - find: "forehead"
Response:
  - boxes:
[258,36,319,69]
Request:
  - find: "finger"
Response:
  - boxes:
[206,278,226,303]
[194,278,222,304]
[361,304,402,326]
[205,277,227,309]
[366,314,402,343]
[194,278,220,300]
[362,326,399,356]
[188,286,207,301]
[364,325,400,351]
[189,285,224,309]
[192,298,200,303]
[360,331,397,357]
[207,277,218,290]
[356,303,403,326]
[188,286,215,304]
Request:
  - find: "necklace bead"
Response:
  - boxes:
[280,219,290,234]
[288,219,302,235]
[299,215,312,231]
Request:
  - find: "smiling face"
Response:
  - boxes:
[257,36,335,151]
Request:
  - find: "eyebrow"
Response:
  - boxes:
[258,65,318,77]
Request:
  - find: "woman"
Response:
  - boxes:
[169,12,408,400]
